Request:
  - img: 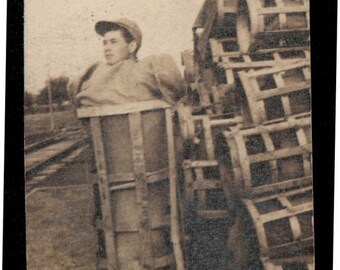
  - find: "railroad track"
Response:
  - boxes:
[25,130,87,189]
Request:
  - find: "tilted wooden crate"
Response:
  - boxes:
[77,100,184,270]
[217,116,312,199]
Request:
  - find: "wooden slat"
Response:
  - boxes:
[257,6,309,15]
[109,168,174,184]
[165,109,185,270]
[262,131,279,183]
[277,196,303,240]
[192,179,222,190]
[235,116,310,136]
[109,177,169,191]
[210,116,243,127]
[267,237,313,257]
[77,100,171,118]
[251,186,312,203]
[108,173,135,182]
[248,145,311,163]
[249,176,312,196]
[243,199,269,253]
[196,210,229,219]
[233,132,252,191]
[128,112,153,267]
[245,62,309,78]
[225,53,308,70]
[266,254,314,266]
[225,132,245,193]
[239,71,262,124]
[255,80,311,100]
[210,37,309,58]
[202,115,215,159]
[296,127,312,176]
[260,203,313,223]
[262,112,311,126]
[90,118,118,270]
[183,160,219,168]
[274,73,292,117]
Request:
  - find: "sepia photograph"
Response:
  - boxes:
[22,0,319,269]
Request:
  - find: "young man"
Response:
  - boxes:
[70,18,185,107]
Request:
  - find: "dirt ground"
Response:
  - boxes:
[25,110,81,135]
[26,157,98,270]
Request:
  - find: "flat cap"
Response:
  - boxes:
[95,18,142,51]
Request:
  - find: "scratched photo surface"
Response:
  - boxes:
[24,0,313,269]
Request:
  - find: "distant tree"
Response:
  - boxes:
[36,86,48,105]
[24,91,34,107]
[36,76,70,106]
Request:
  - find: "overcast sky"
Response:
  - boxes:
[24,0,205,94]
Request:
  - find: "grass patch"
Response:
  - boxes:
[25,110,81,135]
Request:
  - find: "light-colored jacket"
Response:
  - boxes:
[70,54,185,107]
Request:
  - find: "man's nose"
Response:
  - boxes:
[103,43,112,51]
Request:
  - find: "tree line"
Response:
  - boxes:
[25,76,70,109]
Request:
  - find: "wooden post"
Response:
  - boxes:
[90,118,118,270]
[166,109,185,270]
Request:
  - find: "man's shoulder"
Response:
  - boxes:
[69,62,101,100]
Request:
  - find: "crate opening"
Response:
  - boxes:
[264,218,294,246]
[256,74,277,91]
[255,199,285,214]
[250,161,273,187]
[270,128,299,149]
[245,134,267,155]
[278,155,305,181]
[264,96,285,120]
[289,89,311,114]
[264,14,280,31]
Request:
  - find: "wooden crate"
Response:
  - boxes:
[239,62,311,124]
[77,100,184,270]
[187,82,238,115]
[179,112,243,160]
[243,186,314,259]
[177,108,242,220]
[218,116,312,198]
[210,38,310,64]
[210,37,240,63]
[237,0,310,53]
[183,160,230,220]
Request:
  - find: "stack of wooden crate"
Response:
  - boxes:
[181,0,313,268]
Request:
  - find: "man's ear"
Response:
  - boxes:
[128,40,137,54]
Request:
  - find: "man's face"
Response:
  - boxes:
[103,30,131,65]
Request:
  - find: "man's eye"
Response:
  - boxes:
[103,41,107,45]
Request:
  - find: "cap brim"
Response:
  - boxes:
[95,21,122,36]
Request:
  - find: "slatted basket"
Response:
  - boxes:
[237,0,310,53]
[243,186,314,259]
[77,101,184,270]
[239,61,311,124]
[217,116,312,198]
